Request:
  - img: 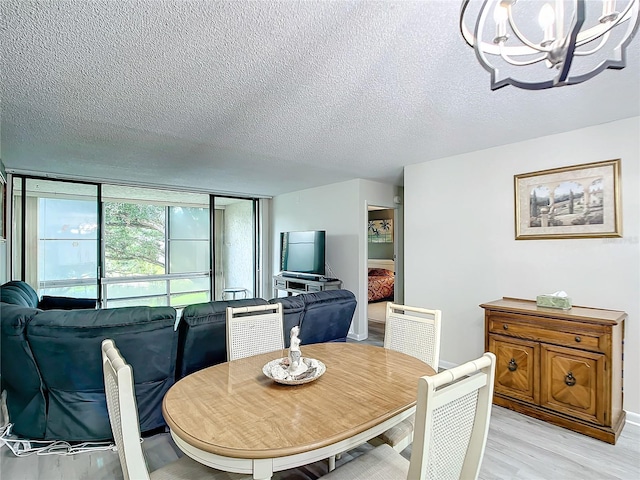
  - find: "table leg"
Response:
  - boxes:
[252,458,273,480]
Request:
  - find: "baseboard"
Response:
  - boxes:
[347,332,367,341]
[440,360,640,428]
[626,411,640,427]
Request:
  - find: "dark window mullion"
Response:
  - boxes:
[165,206,170,304]
[253,198,259,299]
[97,184,103,307]
[20,176,26,281]
[210,195,215,301]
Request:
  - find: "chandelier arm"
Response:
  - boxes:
[459,0,476,48]
[576,1,637,46]
[555,1,585,85]
[507,6,550,53]
[574,31,610,56]
[499,46,548,66]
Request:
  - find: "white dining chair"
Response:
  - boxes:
[226,303,285,361]
[372,303,442,452]
[101,339,248,480]
[319,352,496,480]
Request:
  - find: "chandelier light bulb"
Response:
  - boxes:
[538,3,557,46]
[494,3,508,22]
[602,0,616,16]
[494,3,509,42]
[538,3,556,29]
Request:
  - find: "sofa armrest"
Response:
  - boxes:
[0,281,39,308]
[297,290,357,344]
[0,303,47,439]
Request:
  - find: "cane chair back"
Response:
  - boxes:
[408,352,496,479]
[374,303,442,452]
[226,303,284,361]
[384,303,442,370]
[102,339,236,480]
[102,339,149,480]
[319,353,496,480]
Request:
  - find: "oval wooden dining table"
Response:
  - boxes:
[162,342,435,480]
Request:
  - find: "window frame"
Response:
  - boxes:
[9,174,262,308]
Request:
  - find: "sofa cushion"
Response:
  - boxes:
[268,295,305,347]
[298,290,357,345]
[0,281,39,308]
[0,303,47,439]
[27,306,178,441]
[177,298,268,379]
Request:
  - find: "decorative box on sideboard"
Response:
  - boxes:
[480,297,626,444]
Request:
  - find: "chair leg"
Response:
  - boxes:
[328,455,336,471]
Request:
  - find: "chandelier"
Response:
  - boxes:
[460,0,640,90]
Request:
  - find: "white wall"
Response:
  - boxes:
[272,179,396,339]
[404,117,640,417]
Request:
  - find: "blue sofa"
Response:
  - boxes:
[0,281,357,442]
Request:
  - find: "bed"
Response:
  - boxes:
[367,259,395,302]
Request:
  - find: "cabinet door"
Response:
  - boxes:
[541,344,606,426]
[490,335,539,404]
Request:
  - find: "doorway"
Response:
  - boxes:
[366,205,396,344]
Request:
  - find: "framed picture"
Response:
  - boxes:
[514,159,621,240]
[368,219,393,243]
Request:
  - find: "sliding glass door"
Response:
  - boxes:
[12,178,99,299]
[213,197,258,301]
[11,176,260,307]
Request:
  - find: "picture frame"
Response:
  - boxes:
[368,219,393,243]
[514,159,621,240]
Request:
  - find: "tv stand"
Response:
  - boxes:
[273,274,342,297]
[281,272,320,281]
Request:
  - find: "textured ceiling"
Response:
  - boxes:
[2,0,639,197]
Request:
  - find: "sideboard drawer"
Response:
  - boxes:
[488,317,601,352]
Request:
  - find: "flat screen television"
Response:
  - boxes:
[280,230,326,278]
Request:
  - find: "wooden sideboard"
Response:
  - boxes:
[481,297,626,444]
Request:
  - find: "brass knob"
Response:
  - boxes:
[575,336,581,343]
[565,372,576,386]
[503,324,509,330]
[508,358,517,372]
